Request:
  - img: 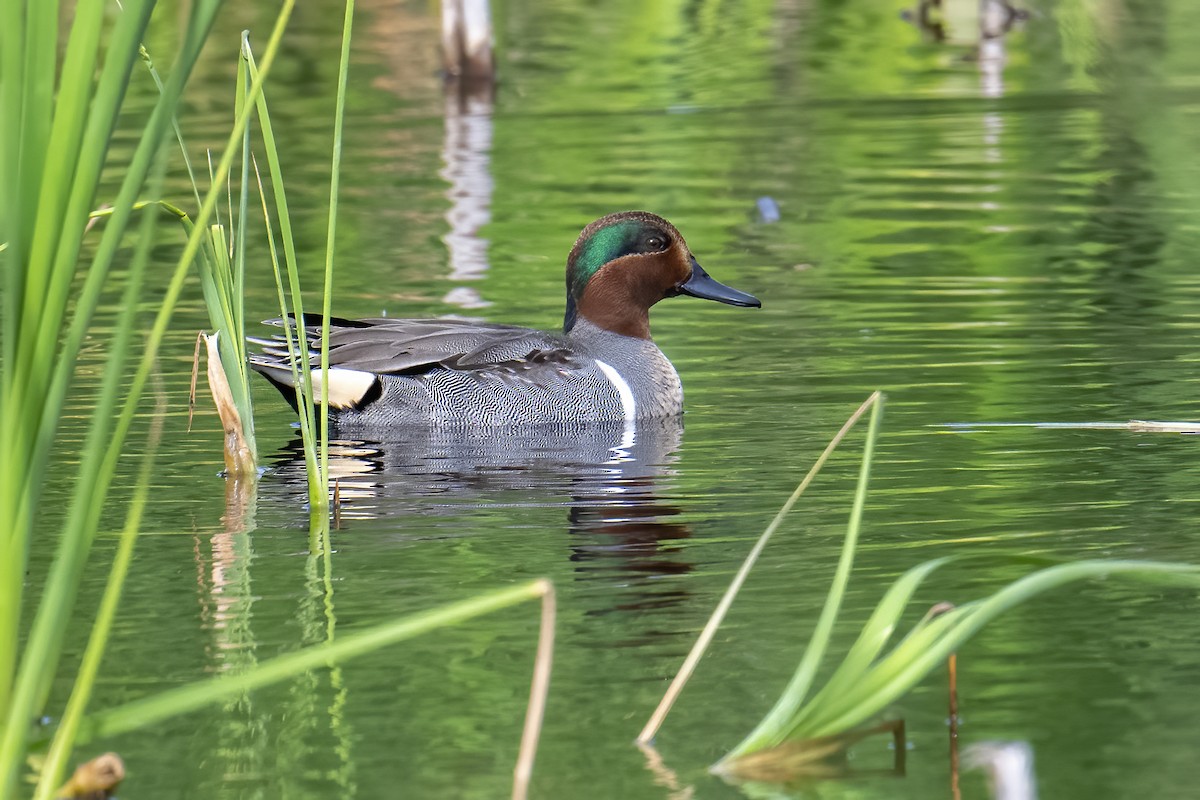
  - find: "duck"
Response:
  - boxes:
[250,211,760,427]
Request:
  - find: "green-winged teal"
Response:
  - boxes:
[251,211,760,426]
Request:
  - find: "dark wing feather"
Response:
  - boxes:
[255,316,579,377]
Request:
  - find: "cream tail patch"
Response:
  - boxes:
[310,368,378,409]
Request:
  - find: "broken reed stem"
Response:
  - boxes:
[513,579,556,800]
[203,332,255,476]
[55,752,124,800]
[636,391,883,745]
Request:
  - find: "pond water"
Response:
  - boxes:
[43,0,1200,797]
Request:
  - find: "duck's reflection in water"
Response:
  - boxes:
[263,417,693,611]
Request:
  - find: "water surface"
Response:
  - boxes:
[45,1,1200,798]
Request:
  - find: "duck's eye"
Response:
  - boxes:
[640,232,669,252]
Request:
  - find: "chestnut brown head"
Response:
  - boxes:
[563,211,759,339]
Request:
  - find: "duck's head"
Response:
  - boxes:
[563,211,761,338]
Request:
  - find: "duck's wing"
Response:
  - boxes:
[250,316,581,408]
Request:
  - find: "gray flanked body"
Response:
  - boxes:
[252,317,681,427]
[250,211,759,429]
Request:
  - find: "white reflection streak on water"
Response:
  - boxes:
[980,0,1008,235]
[440,90,495,307]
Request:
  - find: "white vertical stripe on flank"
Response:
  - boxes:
[594,360,637,421]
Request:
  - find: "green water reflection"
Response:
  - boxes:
[42,0,1200,798]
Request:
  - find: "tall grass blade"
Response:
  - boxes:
[320,0,356,491]
[715,552,1200,770]
[34,351,171,800]
[241,37,324,510]
[780,557,953,734]
[0,2,283,793]
[0,6,223,790]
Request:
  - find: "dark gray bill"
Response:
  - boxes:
[677,258,761,307]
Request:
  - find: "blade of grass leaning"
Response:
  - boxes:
[778,599,970,741]
[716,557,1200,773]
[636,391,883,744]
[721,393,885,759]
[70,581,554,744]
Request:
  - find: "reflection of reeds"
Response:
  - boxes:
[638,392,1200,785]
[69,581,558,790]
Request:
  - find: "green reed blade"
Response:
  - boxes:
[788,602,972,739]
[802,561,1200,740]
[241,37,323,506]
[638,392,883,745]
[0,0,156,731]
[778,557,954,736]
[0,2,277,793]
[719,555,1200,772]
[242,34,323,509]
[31,156,171,798]
[250,152,320,490]
[231,50,253,441]
[320,0,356,490]
[139,45,204,214]
[17,2,57,238]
